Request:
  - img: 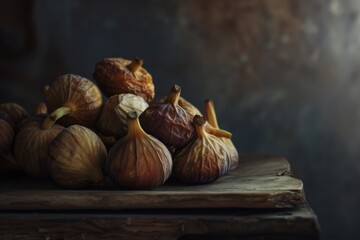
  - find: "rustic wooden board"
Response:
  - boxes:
[0,156,305,210]
[0,204,320,240]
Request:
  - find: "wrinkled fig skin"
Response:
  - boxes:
[173,115,231,184]
[48,125,107,189]
[221,138,238,169]
[0,103,29,133]
[107,113,172,190]
[93,57,155,102]
[140,85,194,148]
[45,74,103,127]
[0,119,19,170]
[96,93,149,139]
[204,100,239,170]
[14,121,64,178]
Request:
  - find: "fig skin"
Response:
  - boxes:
[140,85,194,148]
[0,103,29,133]
[48,125,107,189]
[107,112,172,190]
[204,100,239,170]
[96,93,149,140]
[14,118,64,178]
[173,115,231,184]
[93,57,155,102]
[0,119,19,171]
[159,96,201,118]
[44,74,103,128]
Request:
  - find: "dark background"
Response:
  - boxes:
[1,0,359,239]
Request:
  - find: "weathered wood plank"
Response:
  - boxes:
[0,156,305,210]
[0,204,320,240]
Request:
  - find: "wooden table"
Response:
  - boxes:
[0,156,320,239]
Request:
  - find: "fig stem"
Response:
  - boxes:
[207,126,232,139]
[42,106,72,129]
[166,85,181,106]
[193,115,206,139]
[37,103,47,115]
[127,57,143,77]
[204,99,219,129]
[126,112,147,138]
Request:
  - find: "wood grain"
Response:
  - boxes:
[0,204,320,240]
[0,156,305,210]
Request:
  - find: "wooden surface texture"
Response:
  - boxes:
[0,204,320,240]
[0,156,305,210]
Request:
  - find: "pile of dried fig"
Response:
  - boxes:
[0,56,238,189]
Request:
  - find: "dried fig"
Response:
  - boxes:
[0,103,29,133]
[44,74,103,128]
[159,96,201,118]
[96,93,149,141]
[173,115,231,184]
[106,112,172,190]
[93,57,154,102]
[48,125,107,188]
[0,119,19,170]
[139,85,194,147]
[14,115,64,178]
[205,100,239,170]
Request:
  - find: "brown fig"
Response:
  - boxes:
[0,103,29,133]
[173,115,231,184]
[107,112,172,190]
[96,93,149,141]
[139,85,194,147]
[48,125,107,189]
[44,74,103,128]
[14,115,64,178]
[0,119,19,170]
[93,57,154,102]
[205,100,239,170]
[159,96,201,118]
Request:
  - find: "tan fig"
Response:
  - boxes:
[96,93,149,141]
[14,116,64,178]
[205,100,239,170]
[44,74,103,128]
[0,103,29,133]
[48,125,107,189]
[93,57,155,102]
[173,115,231,184]
[0,119,19,171]
[106,112,172,190]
